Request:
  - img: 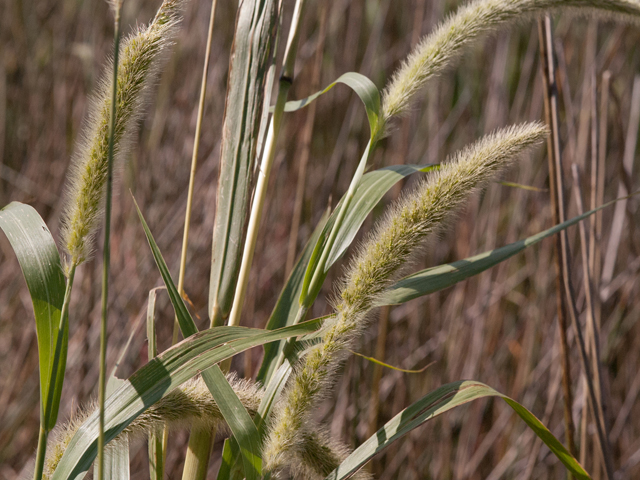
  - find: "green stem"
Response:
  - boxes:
[180,427,214,480]
[36,262,77,480]
[303,140,376,307]
[226,0,308,329]
[32,427,48,480]
[98,6,121,480]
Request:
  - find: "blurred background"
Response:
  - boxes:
[1,0,640,478]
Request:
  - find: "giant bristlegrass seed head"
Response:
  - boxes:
[381,0,640,127]
[61,0,183,267]
[42,374,261,479]
[263,122,548,476]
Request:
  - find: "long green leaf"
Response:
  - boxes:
[301,163,434,306]
[0,202,66,430]
[208,0,279,325]
[49,320,321,480]
[135,199,262,479]
[377,196,628,306]
[326,381,589,480]
[281,72,381,138]
[256,210,329,384]
[325,164,437,268]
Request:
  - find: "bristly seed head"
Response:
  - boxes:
[263,122,548,476]
[42,373,261,479]
[381,0,640,128]
[60,0,184,268]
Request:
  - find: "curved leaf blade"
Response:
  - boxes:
[135,199,262,478]
[301,163,435,307]
[325,164,437,268]
[0,202,66,430]
[326,381,589,480]
[377,196,629,306]
[50,320,322,480]
[282,72,381,138]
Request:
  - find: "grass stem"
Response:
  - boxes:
[32,426,48,480]
[537,16,577,462]
[172,0,219,346]
[97,4,122,479]
[227,0,307,329]
[175,1,219,478]
[539,15,614,479]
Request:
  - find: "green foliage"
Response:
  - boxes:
[0,203,67,431]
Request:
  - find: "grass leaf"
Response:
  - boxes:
[0,202,66,430]
[377,195,632,306]
[208,0,279,324]
[282,72,381,138]
[93,438,129,480]
[325,164,438,268]
[134,198,263,479]
[49,320,322,480]
[326,381,589,480]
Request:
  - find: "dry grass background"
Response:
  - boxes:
[1,0,640,478]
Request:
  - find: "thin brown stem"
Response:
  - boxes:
[537,16,576,460]
[538,15,615,479]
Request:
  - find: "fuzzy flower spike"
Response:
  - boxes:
[61,0,184,267]
[263,122,548,477]
[42,374,262,479]
[382,0,640,125]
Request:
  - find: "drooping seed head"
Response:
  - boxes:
[42,373,262,479]
[61,0,183,267]
[381,0,640,126]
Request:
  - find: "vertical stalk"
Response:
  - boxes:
[227,0,307,329]
[172,0,219,346]
[97,4,121,479]
[33,262,77,480]
[175,1,219,478]
[32,427,48,480]
[536,16,576,460]
[573,165,608,476]
[147,288,164,480]
[181,428,214,480]
[539,15,614,479]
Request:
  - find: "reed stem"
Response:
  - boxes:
[537,16,577,461]
[176,1,219,478]
[227,0,307,329]
[33,426,48,480]
[172,0,219,346]
[539,15,614,479]
[97,5,122,479]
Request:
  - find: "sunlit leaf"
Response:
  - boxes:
[0,202,66,430]
[326,381,589,480]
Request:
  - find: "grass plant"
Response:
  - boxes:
[3,0,640,479]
